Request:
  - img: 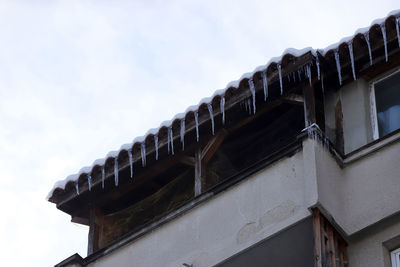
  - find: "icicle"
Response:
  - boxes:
[114,157,119,186]
[101,166,105,189]
[305,64,312,86]
[168,127,174,155]
[262,70,268,101]
[278,63,283,95]
[180,119,185,150]
[364,32,373,66]
[380,24,388,62]
[323,136,330,150]
[321,73,325,93]
[207,103,215,135]
[194,111,199,142]
[220,96,225,125]
[292,72,296,83]
[75,181,79,195]
[287,74,291,82]
[334,49,342,86]
[88,173,92,191]
[167,130,170,153]
[247,99,252,115]
[396,17,400,48]
[154,135,159,160]
[315,53,320,80]
[348,41,356,80]
[128,149,133,178]
[248,78,256,114]
[141,142,146,167]
[297,69,302,81]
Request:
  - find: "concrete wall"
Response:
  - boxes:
[88,150,316,267]
[324,78,374,154]
[86,138,400,267]
[347,215,400,267]
[216,217,314,267]
[312,138,400,235]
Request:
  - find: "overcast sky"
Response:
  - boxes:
[0,1,398,266]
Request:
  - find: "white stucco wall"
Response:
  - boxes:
[89,150,317,267]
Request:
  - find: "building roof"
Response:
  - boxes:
[47,9,400,205]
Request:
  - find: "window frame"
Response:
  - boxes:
[391,248,400,267]
[369,67,400,140]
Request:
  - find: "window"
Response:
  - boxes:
[370,70,400,139]
[391,248,400,267]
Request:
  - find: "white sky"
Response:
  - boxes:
[0,1,398,266]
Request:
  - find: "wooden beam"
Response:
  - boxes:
[328,227,337,267]
[201,129,228,164]
[180,155,196,167]
[194,147,203,197]
[313,209,323,267]
[361,48,400,80]
[93,153,195,206]
[71,216,89,226]
[228,100,282,133]
[88,205,104,254]
[282,94,304,105]
[303,84,316,127]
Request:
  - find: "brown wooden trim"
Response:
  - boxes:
[312,208,348,267]
[313,209,323,267]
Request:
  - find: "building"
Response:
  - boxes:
[48,10,400,267]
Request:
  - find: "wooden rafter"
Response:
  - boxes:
[282,94,304,106]
[201,129,228,163]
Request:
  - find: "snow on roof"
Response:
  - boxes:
[47,9,400,201]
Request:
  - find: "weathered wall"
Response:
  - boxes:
[215,217,314,267]
[312,138,400,235]
[88,150,316,267]
[85,138,400,267]
[347,215,400,267]
[324,78,373,154]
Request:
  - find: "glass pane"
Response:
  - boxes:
[375,71,400,137]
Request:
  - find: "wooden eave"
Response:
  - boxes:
[51,11,400,218]
[321,15,400,90]
[51,52,314,217]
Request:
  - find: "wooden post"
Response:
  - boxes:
[313,209,323,267]
[313,208,348,267]
[194,129,227,197]
[303,84,317,127]
[194,146,203,197]
[88,203,103,254]
[328,227,337,267]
